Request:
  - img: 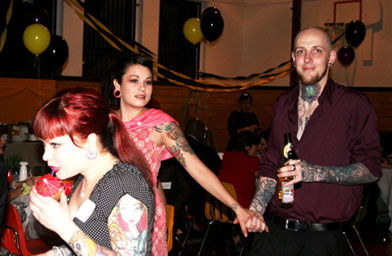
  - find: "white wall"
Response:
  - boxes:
[60,0,392,87]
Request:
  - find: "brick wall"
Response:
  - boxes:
[1,78,391,152]
[151,84,392,152]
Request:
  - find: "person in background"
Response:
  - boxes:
[101,54,266,256]
[218,131,260,255]
[159,118,221,233]
[227,92,260,137]
[246,27,383,255]
[0,132,7,224]
[29,87,155,255]
[182,118,222,226]
[219,131,259,209]
[254,128,270,157]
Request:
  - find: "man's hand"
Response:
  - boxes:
[277,159,302,187]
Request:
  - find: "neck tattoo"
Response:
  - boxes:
[301,84,321,104]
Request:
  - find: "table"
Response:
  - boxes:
[377,166,392,232]
[4,141,45,169]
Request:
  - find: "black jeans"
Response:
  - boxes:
[248,218,351,256]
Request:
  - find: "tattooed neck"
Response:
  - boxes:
[301,83,321,104]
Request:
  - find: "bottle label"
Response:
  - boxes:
[281,182,294,203]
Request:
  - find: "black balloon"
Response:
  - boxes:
[338,46,355,66]
[202,7,221,17]
[345,20,366,47]
[200,7,224,42]
[43,35,69,72]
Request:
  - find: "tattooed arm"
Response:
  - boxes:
[280,160,378,187]
[250,177,277,215]
[67,194,149,256]
[155,121,267,236]
[300,161,378,185]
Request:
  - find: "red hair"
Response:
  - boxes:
[33,87,152,188]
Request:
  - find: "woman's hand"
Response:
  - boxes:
[234,206,268,236]
[245,210,268,233]
[29,185,74,239]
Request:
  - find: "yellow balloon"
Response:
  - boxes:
[23,23,51,56]
[183,18,203,45]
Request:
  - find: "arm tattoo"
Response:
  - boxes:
[231,203,238,211]
[155,122,195,168]
[301,162,378,185]
[68,194,149,256]
[69,230,114,255]
[250,177,276,215]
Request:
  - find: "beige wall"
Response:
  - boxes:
[60,0,392,87]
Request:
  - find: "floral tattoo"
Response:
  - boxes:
[155,122,195,168]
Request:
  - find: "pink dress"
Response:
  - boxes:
[123,108,177,256]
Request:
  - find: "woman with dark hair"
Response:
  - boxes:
[29,87,155,256]
[101,54,267,256]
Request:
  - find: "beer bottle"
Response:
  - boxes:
[278,133,298,208]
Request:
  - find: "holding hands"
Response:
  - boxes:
[234,207,269,234]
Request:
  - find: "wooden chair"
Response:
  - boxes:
[197,182,243,256]
[0,203,61,256]
[165,204,175,252]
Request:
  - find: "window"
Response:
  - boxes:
[82,0,136,79]
[158,0,200,80]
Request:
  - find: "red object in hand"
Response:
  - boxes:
[35,174,71,200]
[7,171,13,183]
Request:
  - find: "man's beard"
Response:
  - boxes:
[297,65,328,86]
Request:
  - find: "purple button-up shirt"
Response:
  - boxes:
[259,78,382,223]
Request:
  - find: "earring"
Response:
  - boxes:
[328,62,332,66]
[113,89,121,98]
[86,149,97,160]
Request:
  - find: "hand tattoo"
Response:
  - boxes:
[155,122,195,168]
[250,177,276,215]
[301,161,378,185]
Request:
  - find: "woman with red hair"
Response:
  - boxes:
[29,87,155,255]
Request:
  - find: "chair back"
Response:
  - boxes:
[0,203,60,256]
[0,203,29,255]
[204,182,238,223]
[165,204,175,252]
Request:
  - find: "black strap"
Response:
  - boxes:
[270,214,345,232]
